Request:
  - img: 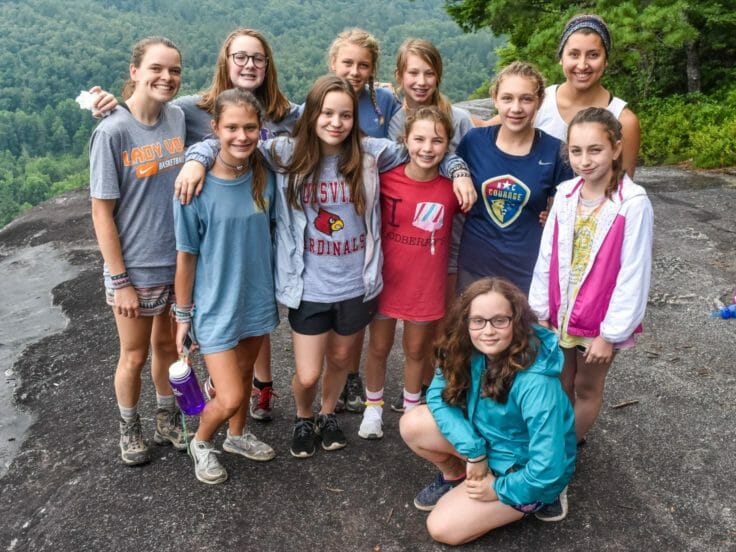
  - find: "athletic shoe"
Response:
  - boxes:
[119,415,150,466]
[413,472,464,511]
[222,430,276,461]
[535,486,569,522]
[290,417,316,458]
[153,408,188,450]
[189,438,227,485]
[203,376,216,400]
[344,374,366,413]
[390,384,430,413]
[358,406,383,440]
[315,413,347,450]
[250,384,276,422]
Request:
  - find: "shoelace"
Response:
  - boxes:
[124,418,145,450]
[196,443,222,471]
[320,414,340,432]
[346,377,363,398]
[256,386,278,409]
[294,419,314,438]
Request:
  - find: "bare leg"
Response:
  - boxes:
[364,318,397,394]
[427,482,524,545]
[113,312,154,408]
[253,333,272,383]
[149,311,178,396]
[322,331,363,414]
[399,405,465,478]
[292,331,329,418]
[573,350,614,441]
[226,336,263,435]
[402,321,436,395]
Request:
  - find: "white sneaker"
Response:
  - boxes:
[358,406,383,440]
[222,430,276,461]
[189,438,227,485]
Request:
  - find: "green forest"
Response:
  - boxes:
[0,0,502,227]
[1,0,734,228]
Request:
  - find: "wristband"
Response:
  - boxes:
[174,304,193,323]
[110,271,132,290]
[451,170,471,179]
[466,455,487,464]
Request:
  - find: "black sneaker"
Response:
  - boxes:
[535,486,569,522]
[390,384,429,413]
[315,413,347,450]
[290,417,316,459]
[413,472,464,511]
[344,374,366,413]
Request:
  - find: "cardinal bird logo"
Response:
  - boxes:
[313,208,344,236]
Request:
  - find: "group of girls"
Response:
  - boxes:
[89,12,652,545]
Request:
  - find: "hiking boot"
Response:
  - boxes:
[315,413,347,450]
[223,430,276,461]
[535,486,569,522]
[119,415,150,466]
[153,408,188,450]
[390,384,429,413]
[189,438,227,484]
[358,406,383,440]
[344,374,366,413]
[290,417,316,458]
[203,376,216,400]
[250,384,276,422]
[413,472,464,511]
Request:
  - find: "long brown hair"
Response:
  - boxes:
[121,36,181,100]
[212,89,268,211]
[278,75,365,215]
[439,278,538,406]
[394,38,453,121]
[198,28,290,123]
[328,28,384,126]
[567,107,624,198]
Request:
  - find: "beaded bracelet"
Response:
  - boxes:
[110,271,132,290]
[451,169,471,179]
[173,304,194,323]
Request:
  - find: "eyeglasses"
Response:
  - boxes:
[467,316,512,331]
[229,51,268,69]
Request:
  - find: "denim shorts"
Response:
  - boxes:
[492,467,544,514]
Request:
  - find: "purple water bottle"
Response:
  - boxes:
[169,358,206,415]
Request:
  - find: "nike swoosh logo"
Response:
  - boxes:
[538,160,553,166]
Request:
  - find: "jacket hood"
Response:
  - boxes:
[525,324,563,378]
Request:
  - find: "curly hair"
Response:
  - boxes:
[438,277,539,406]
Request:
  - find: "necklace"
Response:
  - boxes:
[217,153,248,175]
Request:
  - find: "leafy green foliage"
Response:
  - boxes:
[638,88,736,169]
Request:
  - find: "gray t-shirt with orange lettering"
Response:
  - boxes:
[89,104,186,287]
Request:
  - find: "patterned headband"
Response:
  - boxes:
[557,16,612,59]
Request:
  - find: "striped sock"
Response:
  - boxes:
[365,388,384,407]
[403,388,422,412]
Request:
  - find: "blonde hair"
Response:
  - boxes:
[198,28,290,123]
[394,38,453,121]
[490,61,546,103]
[328,28,384,126]
[122,36,180,100]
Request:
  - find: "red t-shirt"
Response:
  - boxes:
[378,165,460,321]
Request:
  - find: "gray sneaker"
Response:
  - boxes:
[119,415,150,466]
[189,438,227,485]
[222,430,276,461]
[153,408,188,450]
[535,486,569,522]
[344,374,366,413]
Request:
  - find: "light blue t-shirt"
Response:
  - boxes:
[173,170,278,354]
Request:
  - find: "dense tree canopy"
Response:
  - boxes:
[444,0,736,104]
[0,0,502,227]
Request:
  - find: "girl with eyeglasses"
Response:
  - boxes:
[400,277,576,543]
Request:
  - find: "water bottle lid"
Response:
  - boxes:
[168,359,191,380]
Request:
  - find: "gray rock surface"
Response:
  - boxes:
[0,166,735,551]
